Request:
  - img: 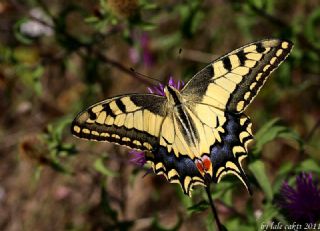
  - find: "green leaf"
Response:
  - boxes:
[305,8,320,49]
[176,187,193,214]
[94,158,118,177]
[211,181,234,199]
[273,162,294,193]
[187,200,209,213]
[225,218,241,231]
[43,116,76,158]
[100,182,118,220]
[253,118,284,153]
[48,160,70,174]
[222,188,233,206]
[206,213,229,231]
[16,64,44,95]
[277,162,294,176]
[295,159,320,174]
[205,213,215,231]
[84,16,100,23]
[140,2,157,10]
[14,18,34,44]
[151,214,182,231]
[179,1,203,38]
[276,62,292,87]
[136,21,157,31]
[248,160,273,201]
[256,203,279,229]
[253,118,301,156]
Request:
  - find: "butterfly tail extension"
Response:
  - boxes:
[237,162,253,195]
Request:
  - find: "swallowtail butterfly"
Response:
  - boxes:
[72,39,293,196]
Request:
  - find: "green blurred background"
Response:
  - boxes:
[0,0,319,230]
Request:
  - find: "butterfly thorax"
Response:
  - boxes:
[164,85,184,107]
[164,86,199,150]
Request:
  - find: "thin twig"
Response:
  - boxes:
[299,119,320,156]
[11,0,155,87]
[246,1,287,27]
[305,119,320,142]
[34,0,54,18]
[11,0,54,28]
[206,186,224,231]
[94,51,155,86]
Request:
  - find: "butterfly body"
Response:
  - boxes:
[72,39,293,196]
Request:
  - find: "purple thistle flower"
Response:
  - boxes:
[277,172,320,223]
[128,150,146,167]
[147,76,185,96]
[141,33,154,67]
[129,32,154,68]
[129,47,139,64]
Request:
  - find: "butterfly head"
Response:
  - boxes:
[164,85,183,106]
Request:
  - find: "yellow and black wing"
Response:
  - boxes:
[175,39,293,194]
[71,94,167,151]
[71,39,293,196]
[181,39,293,112]
[146,113,253,195]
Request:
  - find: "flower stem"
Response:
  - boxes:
[206,186,223,231]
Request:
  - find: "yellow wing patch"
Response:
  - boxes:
[71,94,166,151]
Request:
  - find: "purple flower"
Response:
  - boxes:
[129,32,154,68]
[141,33,154,67]
[277,172,320,223]
[128,150,146,167]
[147,76,184,96]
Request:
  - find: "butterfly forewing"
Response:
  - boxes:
[71,94,167,151]
[182,39,293,113]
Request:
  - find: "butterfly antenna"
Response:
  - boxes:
[130,68,162,84]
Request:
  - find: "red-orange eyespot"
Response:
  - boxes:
[202,156,211,171]
[195,159,204,173]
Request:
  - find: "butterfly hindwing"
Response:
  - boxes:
[210,113,253,193]
[182,39,293,113]
[71,94,167,151]
[146,148,206,196]
[146,112,254,196]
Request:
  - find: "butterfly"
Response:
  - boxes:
[71,39,293,196]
